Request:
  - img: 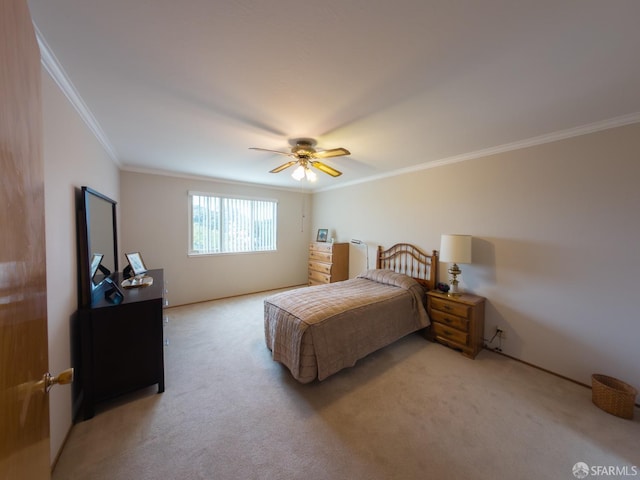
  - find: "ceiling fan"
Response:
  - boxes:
[249,138,350,181]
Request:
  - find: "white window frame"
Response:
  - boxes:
[188,191,278,256]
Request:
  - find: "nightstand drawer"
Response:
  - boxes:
[430,297,470,318]
[430,310,468,332]
[432,322,468,345]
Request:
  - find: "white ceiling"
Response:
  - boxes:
[28,0,640,191]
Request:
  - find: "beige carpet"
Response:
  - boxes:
[53,289,639,480]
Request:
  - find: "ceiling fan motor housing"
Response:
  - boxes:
[291,139,316,157]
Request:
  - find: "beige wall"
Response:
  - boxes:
[119,171,310,306]
[312,123,640,390]
[42,69,120,463]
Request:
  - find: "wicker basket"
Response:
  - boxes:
[592,374,638,419]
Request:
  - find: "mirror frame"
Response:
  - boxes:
[77,186,118,308]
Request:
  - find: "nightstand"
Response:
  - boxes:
[425,290,485,359]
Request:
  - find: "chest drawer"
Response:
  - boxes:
[310,242,334,253]
[430,309,469,332]
[309,250,333,262]
[309,261,331,275]
[308,269,331,284]
[430,297,470,318]
[432,322,468,345]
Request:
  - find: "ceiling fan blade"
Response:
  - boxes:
[311,161,342,177]
[311,147,350,159]
[249,147,294,157]
[269,160,299,173]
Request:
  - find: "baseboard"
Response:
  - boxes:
[484,347,640,408]
[164,284,307,309]
[50,422,74,474]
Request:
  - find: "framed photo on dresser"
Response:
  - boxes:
[316,229,328,242]
[125,252,148,276]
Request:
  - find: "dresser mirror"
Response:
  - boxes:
[77,186,118,307]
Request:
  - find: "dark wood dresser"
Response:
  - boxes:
[75,269,165,420]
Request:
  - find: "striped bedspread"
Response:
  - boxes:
[264,269,429,383]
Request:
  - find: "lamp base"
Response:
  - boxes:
[447,282,462,297]
[448,263,463,296]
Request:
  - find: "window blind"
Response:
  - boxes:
[190,193,277,255]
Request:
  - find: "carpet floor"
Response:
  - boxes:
[53,289,639,479]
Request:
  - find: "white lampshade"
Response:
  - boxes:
[440,234,472,264]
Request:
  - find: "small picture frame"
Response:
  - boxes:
[89,253,104,279]
[125,252,148,276]
[316,228,328,242]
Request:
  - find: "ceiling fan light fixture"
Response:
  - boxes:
[292,165,306,181]
[305,168,317,182]
[291,164,318,182]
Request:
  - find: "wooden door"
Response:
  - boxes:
[0,0,51,479]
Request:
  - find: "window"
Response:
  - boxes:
[189,192,277,255]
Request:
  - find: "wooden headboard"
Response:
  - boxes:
[376,243,438,291]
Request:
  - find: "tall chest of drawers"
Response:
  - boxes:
[308,242,349,285]
[425,290,485,359]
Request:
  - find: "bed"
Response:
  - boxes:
[264,243,438,383]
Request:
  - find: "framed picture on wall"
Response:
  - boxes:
[125,252,148,276]
[316,229,328,242]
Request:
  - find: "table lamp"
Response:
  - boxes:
[440,234,472,296]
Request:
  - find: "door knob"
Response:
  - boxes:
[43,368,74,393]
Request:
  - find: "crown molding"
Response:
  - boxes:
[120,165,313,194]
[316,112,640,193]
[34,24,120,164]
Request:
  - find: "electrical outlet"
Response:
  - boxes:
[496,326,506,339]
